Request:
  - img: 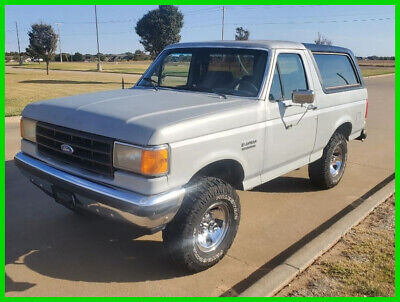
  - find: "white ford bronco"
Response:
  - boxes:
[16,40,367,272]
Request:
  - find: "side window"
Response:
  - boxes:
[313,53,359,89]
[277,54,308,100]
[269,67,283,101]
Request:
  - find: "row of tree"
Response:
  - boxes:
[52,50,152,62]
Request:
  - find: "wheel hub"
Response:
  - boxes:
[329,144,343,177]
[195,202,229,253]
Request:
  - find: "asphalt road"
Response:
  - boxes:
[5,75,395,297]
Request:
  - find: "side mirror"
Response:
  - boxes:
[292,89,315,104]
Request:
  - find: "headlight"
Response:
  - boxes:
[20,118,37,143]
[113,142,169,177]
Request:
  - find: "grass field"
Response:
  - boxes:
[5,67,141,116]
[7,60,395,77]
[359,67,395,77]
[357,60,395,77]
[7,61,152,75]
[358,59,395,67]
[5,60,395,116]
[278,195,395,297]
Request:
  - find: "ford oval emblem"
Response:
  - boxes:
[60,144,74,154]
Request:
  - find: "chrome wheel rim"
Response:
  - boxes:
[329,144,343,177]
[195,202,230,253]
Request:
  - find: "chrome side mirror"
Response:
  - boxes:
[292,89,315,104]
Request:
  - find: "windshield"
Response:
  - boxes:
[137,48,268,97]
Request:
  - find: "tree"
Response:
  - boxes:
[133,49,151,60]
[124,52,135,61]
[235,27,250,41]
[314,32,332,46]
[97,53,106,61]
[55,53,70,62]
[84,54,94,61]
[135,5,184,58]
[72,52,84,62]
[26,23,58,75]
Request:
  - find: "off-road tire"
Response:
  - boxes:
[308,132,348,189]
[162,177,240,272]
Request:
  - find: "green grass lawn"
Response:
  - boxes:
[8,61,152,75]
[278,195,395,297]
[8,61,394,78]
[360,67,395,77]
[5,67,141,116]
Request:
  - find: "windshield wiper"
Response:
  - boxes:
[211,89,227,99]
[336,73,349,85]
[194,87,227,99]
[142,77,159,91]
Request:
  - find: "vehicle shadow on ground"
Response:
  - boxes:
[252,175,319,193]
[5,161,187,291]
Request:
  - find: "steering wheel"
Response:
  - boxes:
[234,78,259,95]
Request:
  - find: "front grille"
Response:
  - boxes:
[36,122,114,177]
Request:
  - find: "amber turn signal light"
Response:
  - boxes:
[140,148,168,176]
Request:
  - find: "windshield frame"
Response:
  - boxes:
[134,46,270,99]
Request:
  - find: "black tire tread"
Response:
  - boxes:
[163,177,240,272]
[308,132,347,189]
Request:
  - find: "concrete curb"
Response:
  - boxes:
[240,178,395,297]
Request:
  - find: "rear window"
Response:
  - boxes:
[313,53,360,89]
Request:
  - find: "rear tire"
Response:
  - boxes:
[308,132,348,189]
[163,177,240,272]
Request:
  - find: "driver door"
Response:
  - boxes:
[262,50,318,182]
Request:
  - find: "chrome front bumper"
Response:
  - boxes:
[14,152,185,231]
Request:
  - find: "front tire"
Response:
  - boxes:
[163,177,240,272]
[308,132,348,189]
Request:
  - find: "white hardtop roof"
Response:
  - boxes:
[166,40,306,51]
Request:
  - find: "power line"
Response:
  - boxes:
[184,16,393,29]
[5,16,393,40]
[53,18,138,25]
[5,16,393,42]
[227,5,320,11]
[184,7,221,15]
[183,11,393,27]
[6,10,392,31]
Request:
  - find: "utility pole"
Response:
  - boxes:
[15,21,22,65]
[94,5,102,71]
[56,23,62,63]
[221,6,225,40]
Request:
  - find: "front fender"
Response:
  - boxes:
[167,123,265,191]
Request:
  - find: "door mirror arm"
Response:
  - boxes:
[276,98,316,109]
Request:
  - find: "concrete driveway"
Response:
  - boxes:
[5,75,395,297]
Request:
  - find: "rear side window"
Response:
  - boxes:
[313,53,359,89]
